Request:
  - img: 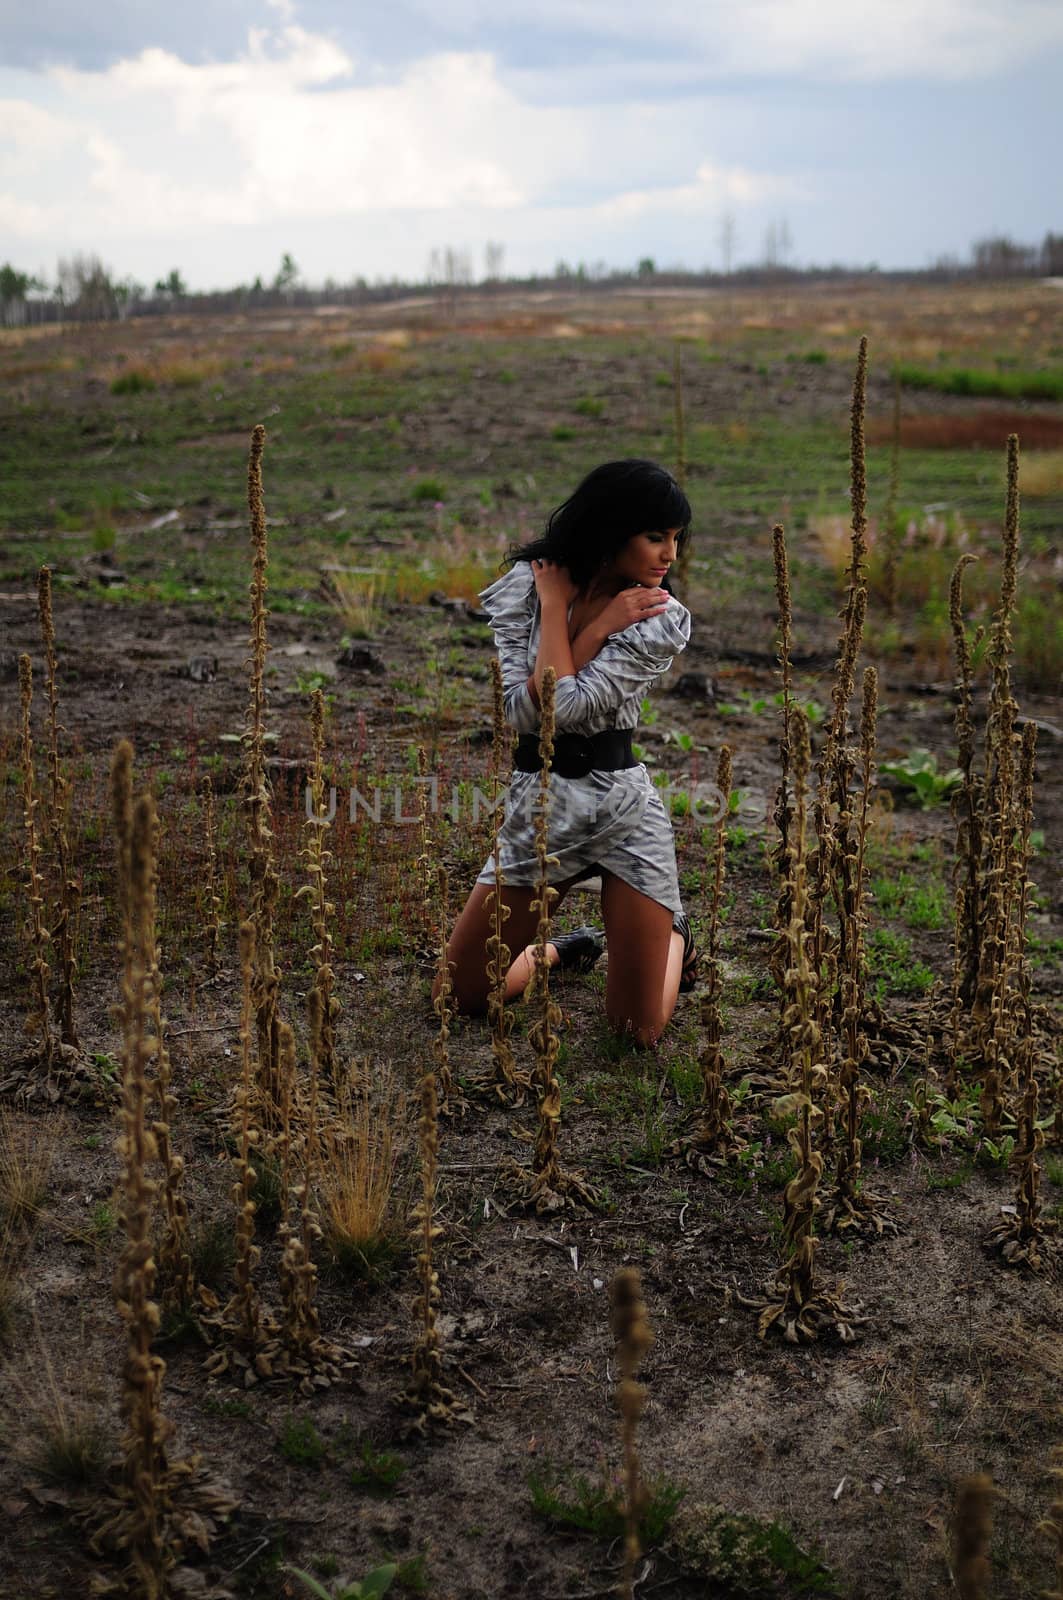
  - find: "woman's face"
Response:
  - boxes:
[609,527,682,588]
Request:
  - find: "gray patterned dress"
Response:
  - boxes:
[475,560,691,918]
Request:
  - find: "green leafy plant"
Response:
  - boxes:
[278,1414,327,1468]
[284,1564,398,1600]
[295,670,334,695]
[867,928,935,998]
[673,1501,841,1597]
[411,477,446,501]
[530,1459,684,1544]
[879,749,962,808]
[349,1438,406,1496]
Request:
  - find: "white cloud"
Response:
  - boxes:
[409,0,1063,81]
[593,161,796,223]
[0,27,790,247]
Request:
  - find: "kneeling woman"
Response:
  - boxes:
[436,459,697,1047]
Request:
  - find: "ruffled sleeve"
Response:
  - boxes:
[478,563,539,733]
[552,595,691,730]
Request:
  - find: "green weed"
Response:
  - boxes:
[879,750,963,809]
[674,1501,841,1596]
[530,1459,684,1545]
[894,363,1063,402]
[348,1438,406,1496]
[285,1564,397,1600]
[278,1414,327,1468]
[411,477,446,502]
[867,928,935,999]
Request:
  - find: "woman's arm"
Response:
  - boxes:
[552,600,691,729]
[529,559,579,703]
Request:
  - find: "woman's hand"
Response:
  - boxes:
[531,558,579,607]
[598,584,669,635]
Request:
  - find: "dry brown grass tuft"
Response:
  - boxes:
[329,570,380,638]
[319,1069,407,1280]
[1019,450,1063,496]
[0,1108,63,1226]
[1,1317,113,1487]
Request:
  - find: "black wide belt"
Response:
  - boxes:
[513,729,637,780]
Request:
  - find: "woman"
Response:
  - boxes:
[436,459,697,1047]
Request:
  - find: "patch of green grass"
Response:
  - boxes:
[925,1158,975,1192]
[530,1460,684,1545]
[867,928,935,999]
[860,1101,911,1165]
[573,395,604,417]
[551,423,576,441]
[411,477,445,502]
[347,1438,407,1497]
[674,1501,841,1597]
[204,1394,253,1421]
[285,1564,398,1599]
[278,1414,327,1468]
[870,872,949,931]
[894,362,1063,402]
[110,369,156,395]
[250,1152,284,1226]
[91,1201,117,1243]
[189,1216,236,1290]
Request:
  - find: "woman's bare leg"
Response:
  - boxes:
[600,873,685,1048]
[433,880,576,1014]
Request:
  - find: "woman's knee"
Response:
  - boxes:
[605,1004,669,1051]
[432,959,488,1016]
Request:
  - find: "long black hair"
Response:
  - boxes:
[507,459,691,591]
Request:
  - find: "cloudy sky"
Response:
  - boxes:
[1,0,1060,291]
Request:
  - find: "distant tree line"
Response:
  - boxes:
[2,230,1060,328]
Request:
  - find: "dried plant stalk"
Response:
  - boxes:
[754,711,862,1343]
[37,566,82,1051]
[114,791,175,1597]
[275,990,347,1392]
[825,667,894,1238]
[484,658,531,1103]
[433,867,457,1112]
[953,1473,993,1600]
[680,746,742,1164]
[947,552,983,1082]
[769,523,799,1038]
[402,992,468,1433]
[1042,1447,1063,1600]
[243,423,288,1127]
[806,338,872,1128]
[17,655,56,1073]
[200,775,223,979]
[515,668,594,1211]
[490,655,508,780]
[611,1268,653,1600]
[298,689,341,1094]
[415,744,436,962]
[984,723,1059,1272]
[969,436,1022,1132]
[214,921,269,1361]
[97,785,236,1575]
[143,804,195,1315]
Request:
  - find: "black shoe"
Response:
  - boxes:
[551,925,606,975]
[673,911,699,993]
